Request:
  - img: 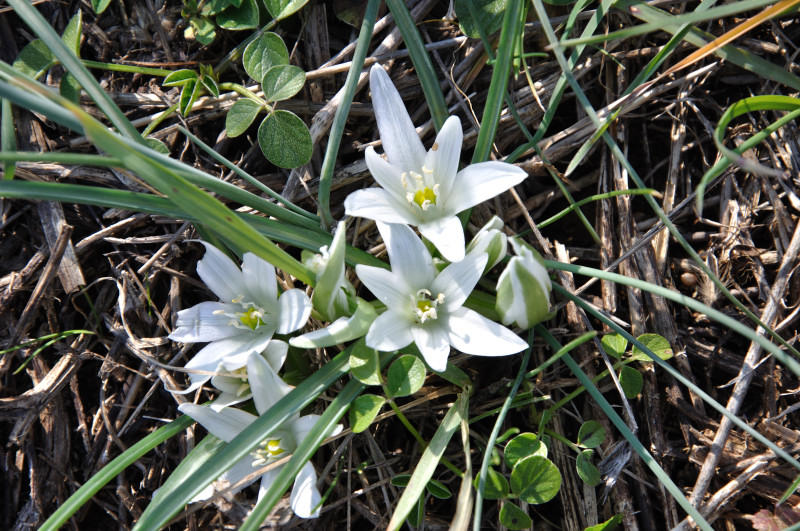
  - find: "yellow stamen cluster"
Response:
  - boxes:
[214,295,267,331]
[402,166,439,211]
[252,437,287,467]
[413,289,445,323]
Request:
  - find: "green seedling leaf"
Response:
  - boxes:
[258,110,312,168]
[226,98,262,137]
[200,75,219,98]
[60,72,81,104]
[243,32,289,83]
[505,432,547,467]
[179,79,202,116]
[499,500,533,530]
[62,11,82,55]
[510,455,561,504]
[455,0,507,38]
[13,39,56,78]
[631,333,674,362]
[576,450,601,487]
[348,338,382,386]
[262,65,305,102]
[386,354,425,398]
[144,137,170,155]
[585,514,623,531]
[601,333,627,360]
[474,467,509,500]
[217,0,259,29]
[391,475,411,487]
[407,496,424,527]
[619,365,643,399]
[187,17,216,45]
[577,420,605,448]
[263,0,308,20]
[163,69,197,87]
[91,0,112,14]
[426,479,452,499]
[349,393,384,433]
[206,0,240,16]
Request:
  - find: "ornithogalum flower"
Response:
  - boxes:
[355,222,528,371]
[466,216,507,273]
[169,243,311,393]
[178,352,341,519]
[496,238,552,329]
[209,340,288,411]
[344,64,529,262]
[302,221,355,321]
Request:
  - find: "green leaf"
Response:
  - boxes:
[289,298,376,348]
[148,435,227,509]
[188,17,216,45]
[217,0,260,29]
[205,0,239,16]
[91,0,112,14]
[162,69,198,87]
[261,64,305,102]
[454,0,507,38]
[505,432,546,467]
[144,137,170,155]
[499,500,533,530]
[386,354,426,398]
[601,333,627,360]
[619,365,643,399]
[200,74,219,97]
[510,455,561,504]
[257,110,312,168]
[243,32,289,83]
[426,479,452,499]
[225,98,261,137]
[407,497,424,528]
[263,0,308,20]
[13,39,56,79]
[179,79,202,116]
[631,333,674,362]
[61,11,83,56]
[349,393,384,433]
[473,467,510,500]
[577,420,605,449]
[59,72,81,104]
[348,337,382,386]
[391,475,411,487]
[585,514,623,531]
[576,450,601,487]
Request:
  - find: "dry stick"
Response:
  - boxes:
[682,218,800,522]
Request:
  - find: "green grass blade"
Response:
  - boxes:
[536,326,714,531]
[536,188,654,229]
[1,97,15,180]
[134,348,352,530]
[39,415,194,531]
[317,0,380,229]
[385,0,449,131]
[0,151,122,167]
[387,393,467,531]
[0,75,84,133]
[6,0,142,140]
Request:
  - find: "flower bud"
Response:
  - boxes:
[305,222,356,321]
[495,238,551,329]
[467,216,507,272]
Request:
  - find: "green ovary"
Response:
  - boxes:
[413,187,437,209]
[239,308,265,330]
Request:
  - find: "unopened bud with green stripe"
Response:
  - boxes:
[466,216,507,273]
[496,238,551,329]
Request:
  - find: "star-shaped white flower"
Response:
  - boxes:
[355,222,528,371]
[344,64,529,262]
[178,352,341,519]
[169,243,311,393]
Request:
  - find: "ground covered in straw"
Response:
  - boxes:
[2,1,800,529]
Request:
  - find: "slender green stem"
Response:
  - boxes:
[218,82,268,106]
[536,189,655,229]
[141,103,179,138]
[81,59,172,77]
[318,0,380,229]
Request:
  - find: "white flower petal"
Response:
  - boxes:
[411,324,451,372]
[369,64,426,172]
[418,216,466,262]
[290,414,322,445]
[178,403,256,442]
[290,462,323,519]
[262,340,289,372]
[423,115,463,199]
[277,289,312,334]
[446,307,528,355]
[365,147,408,199]
[446,161,528,214]
[377,222,435,289]
[189,455,258,503]
[431,253,487,310]
[196,243,245,302]
[169,302,242,343]
[241,252,278,306]
[355,265,412,309]
[209,390,251,412]
[344,188,418,225]
[248,352,294,415]
[365,310,414,352]
[256,467,283,504]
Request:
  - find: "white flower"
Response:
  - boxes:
[355,222,528,371]
[301,221,355,321]
[209,341,288,411]
[178,352,341,519]
[169,243,311,393]
[496,238,552,329]
[466,216,507,272]
[344,64,529,263]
